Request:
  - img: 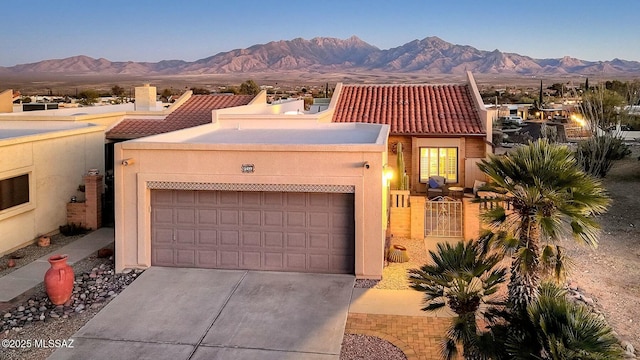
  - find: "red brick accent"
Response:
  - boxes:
[83,174,102,230]
[66,202,86,227]
[66,175,103,230]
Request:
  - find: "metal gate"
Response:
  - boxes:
[425,197,463,238]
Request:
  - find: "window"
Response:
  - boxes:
[0,174,30,211]
[419,147,458,183]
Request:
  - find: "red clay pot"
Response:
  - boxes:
[45,255,74,305]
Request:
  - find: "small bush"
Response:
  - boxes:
[575,134,631,177]
[59,223,89,236]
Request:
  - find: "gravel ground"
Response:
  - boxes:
[344,237,431,359]
[340,334,407,360]
[376,237,430,290]
[0,241,142,360]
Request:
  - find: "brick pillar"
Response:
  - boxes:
[84,174,103,230]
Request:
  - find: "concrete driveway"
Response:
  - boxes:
[49,267,354,360]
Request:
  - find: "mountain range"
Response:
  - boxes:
[2,36,639,76]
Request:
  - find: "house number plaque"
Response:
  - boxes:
[241,164,255,173]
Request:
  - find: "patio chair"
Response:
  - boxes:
[427,176,448,199]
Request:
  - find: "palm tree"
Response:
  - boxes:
[409,240,506,360]
[484,282,624,360]
[493,282,624,360]
[476,139,610,313]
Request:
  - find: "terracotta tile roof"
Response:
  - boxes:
[106,94,255,139]
[332,84,484,135]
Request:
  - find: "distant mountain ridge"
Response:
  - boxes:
[2,36,639,76]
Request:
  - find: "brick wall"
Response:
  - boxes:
[66,174,103,230]
[66,202,86,227]
[389,207,411,238]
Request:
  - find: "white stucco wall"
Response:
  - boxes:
[0,125,105,255]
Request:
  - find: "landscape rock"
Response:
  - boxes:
[0,260,143,333]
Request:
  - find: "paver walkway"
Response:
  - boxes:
[347,288,458,360]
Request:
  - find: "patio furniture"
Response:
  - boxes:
[427,176,448,199]
[448,186,464,200]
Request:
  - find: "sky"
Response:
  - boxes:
[1,0,638,67]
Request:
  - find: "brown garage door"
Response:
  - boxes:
[151,190,355,274]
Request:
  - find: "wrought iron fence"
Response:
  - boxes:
[425,196,463,238]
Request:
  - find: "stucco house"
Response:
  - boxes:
[0,86,257,256]
[331,71,491,194]
[0,121,105,255]
[113,98,389,279]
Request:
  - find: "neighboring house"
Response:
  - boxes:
[331,71,492,193]
[0,121,104,255]
[0,85,258,255]
[113,98,390,279]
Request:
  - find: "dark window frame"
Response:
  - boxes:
[0,173,30,211]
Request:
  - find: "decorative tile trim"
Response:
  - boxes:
[147,181,355,193]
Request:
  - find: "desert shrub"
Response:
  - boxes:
[59,223,89,236]
[575,133,631,177]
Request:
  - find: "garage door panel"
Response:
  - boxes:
[332,234,354,252]
[308,212,330,229]
[219,231,239,246]
[219,192,239,205]
[309,193,330,207]
[263,192,284,206]
[219,251,240,267]
[285,253,306,269]
[264,232,284,247]
[263,252,283,268]
[242,231,261,247]
[241,192,261,206]
[153,248,174,266]
[176,229,196,244]
[152,190,173,204]
[263,211,283,226]
[198,209,218,225]
[176,191,195,204]
[332,212,353,229]
[286,212,306,227]
[332,255,354,273]
[197,250,218,268]
[197,191,217,205]
[286,233,306,248]
[241,252,262,268]
[309,233,330,250]
[241,210,261,226]
[176,208,196,225]
[285,193,306,207]
[152,190,354,274]
[176,249,196,266]
[198,230,218,246]
[153,208,174,224]
[309,254,330,272]
[153,228,173,244]
[219,209,239,225]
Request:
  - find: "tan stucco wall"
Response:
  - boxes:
[0,89,13,113]
[114,142,388,279]
[0,126,106,255]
